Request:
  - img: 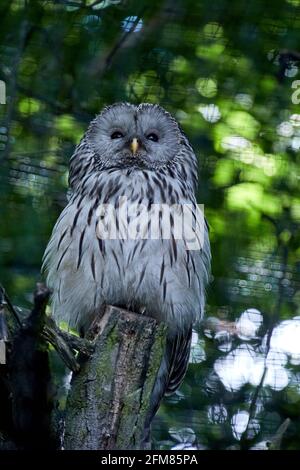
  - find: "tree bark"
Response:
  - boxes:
[0,285,166,450]
[63,305,166,450]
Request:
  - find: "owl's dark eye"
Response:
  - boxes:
[146,132,159,142]
[111,131,124,139]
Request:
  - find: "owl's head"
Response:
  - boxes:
[85,103,184,170]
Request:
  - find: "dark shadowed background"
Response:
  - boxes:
[0,0,299,450]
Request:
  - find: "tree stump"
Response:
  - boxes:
[63,306,166,450]
[0,284,167,450]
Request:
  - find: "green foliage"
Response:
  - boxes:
[0,0,299,450]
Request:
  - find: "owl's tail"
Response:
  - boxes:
[142,327,192,448]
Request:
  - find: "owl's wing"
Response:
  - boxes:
[165,327,193,395]
[165,209,210,394]
[143,327,193,446]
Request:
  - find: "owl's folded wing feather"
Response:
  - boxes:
[165,327,192,395]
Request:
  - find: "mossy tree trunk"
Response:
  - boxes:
[0,285,166,450]
[64,306,166,450]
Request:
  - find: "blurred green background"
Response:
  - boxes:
[0,0,299,450]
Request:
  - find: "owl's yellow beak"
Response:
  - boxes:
[130,137,139,155]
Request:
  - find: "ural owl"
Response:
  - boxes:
[43,103,211,441]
